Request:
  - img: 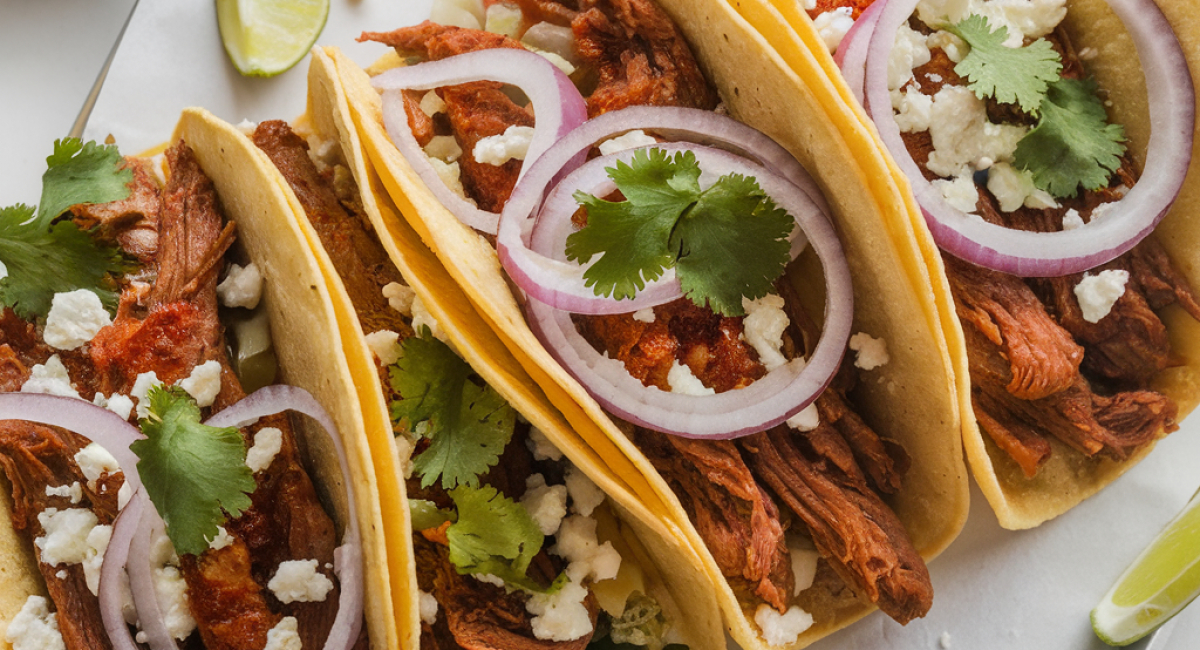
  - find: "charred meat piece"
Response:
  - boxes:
[360,21,525,60]
[70,157,162,263]
[740,426,932,624]
[572,0,719,115]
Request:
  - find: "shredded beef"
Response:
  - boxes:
[70,157,162,263]
[572,0,719,115]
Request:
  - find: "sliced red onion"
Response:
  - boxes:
[523,148,853,438]
[372,49,589,235]
[863,0,1195,276]
[833,0,885,106]
[205,385,364,650]
[100,490,144,650]
[127,509,180,650]
[498,106,828,314]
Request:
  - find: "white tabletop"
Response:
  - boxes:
[1,2,1197,648]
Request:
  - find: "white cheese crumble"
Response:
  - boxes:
[179,360,222,408]
[473,573,507,588]
[813,7,855,53]
[527,426,564,462]
[75,443,120,491]
[522,473,570,536]
[849,332,890,370]
[36,507,98,565]
[419,590,440,625]
[383,281,417,315]
[932,174,979,213]
[926,30,967,63]
[889,25,931,91]
[667,360,714,396]
[424,135,463,163]
[83,524,112,595]
[235,119,258,136]
[787,403,820,432]
[526,581,593,641]
[246,427,284,473]
[892,87,934,133]
[207,526,234,551]
[5,596,66,650]
[411,293,446,342]
[986,162,1058,212]
[553,515,622,584]
[940,630,953,648]
[269,559,335,603]
[216,262,263,309]
[754,604,814,646]
[474,125,536,166]
[916,0,1067,47]
[599,130,659,156]
[419,90,447,117]
[153,563,197,640]
[263,616,302,650]
[565,466,606,517]
[630,308,656,323]
[20,355,80,399]
[365,330,403,366]
[1062,208,1085,230]
[1075,270,1129,323]
[131,370,163,419]
[93,392,135,420]
[45,483,83,504]
[924,86,1027,178]
[43,289,112,350]
[741,294,790,371]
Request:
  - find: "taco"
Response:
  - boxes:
[748,0,1200,528]
[0,115,381,649]
[221,47,725,650]
[324,0,967,647]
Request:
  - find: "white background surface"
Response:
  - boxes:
[1,1,1198,648]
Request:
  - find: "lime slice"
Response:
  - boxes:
[216,0,330,77]
[1092,488,1200,646]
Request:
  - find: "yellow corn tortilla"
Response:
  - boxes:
[0,111,388,648]
[324,0,969,645]
[270,48,728,650]
[742,0,1200,529]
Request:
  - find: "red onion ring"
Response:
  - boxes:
[100,490,144,650]
[498,106,828,314]
[205,385,364,650]
[833,0,885,106]
[127,509,180,650]
[522,147,854,438]
[372,49,589,235]
[863,0,1194,276]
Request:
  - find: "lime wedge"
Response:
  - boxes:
[216,0,330,77]
[1092,488,1200,646]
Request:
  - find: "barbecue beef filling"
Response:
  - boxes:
[841,4,1200,478]
[0,143,366,650]
[363,0,934,626]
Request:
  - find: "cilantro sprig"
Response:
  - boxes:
[0,138,134,319]
[1015,77,1127,198]
[390,328,516,489]
[445,485,564,593]
[131,386,256,557]
[948,15,1062,115]
[565,148,794,317]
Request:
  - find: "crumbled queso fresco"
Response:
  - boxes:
[5,596,66,650]
[754,604,814,647]
[1074,269,1129,323]
[268,559,335,604]
[43,289,111,350]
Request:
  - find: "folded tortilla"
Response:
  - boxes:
[739,0,1200,529]
[320,0,970,645]
[0,112,387,648]
[262,47,728,650]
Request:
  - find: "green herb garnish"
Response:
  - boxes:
[389,328,516,490]
[1015,77,1127,198]
[565,148,794,317]
[131,386,256,556]
[947,15,1062,115]
[445,484,564,593]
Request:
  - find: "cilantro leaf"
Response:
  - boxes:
[948,15,1062,115]
[564,148,695,300]
[130,386,256,557]
[566,148,794,316]
[446,484,562,592]
[0,205,128,319]
[671,173,793,316]
[389,330,515,489]
[1014,77,1127,198]
[38,138,133,228]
